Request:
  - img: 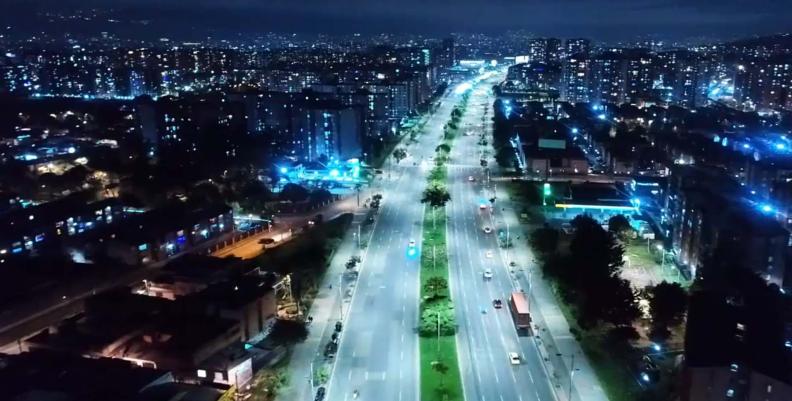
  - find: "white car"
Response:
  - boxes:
[408,239,416,248]
[483,268,493,280]
[479,204,487,210]
[509,352,521,365]
[483,226,492,234]
[485,250,494,258]
[468,176,475,182]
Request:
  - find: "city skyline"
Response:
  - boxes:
[1,4,792,401]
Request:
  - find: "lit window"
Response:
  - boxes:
[197,369,207,378]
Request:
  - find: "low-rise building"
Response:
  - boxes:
[70,202,233,265]
[0,191,124,257]
[0,349,181,401]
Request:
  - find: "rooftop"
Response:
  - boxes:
[77,202,230,245]
[0,350,171,401]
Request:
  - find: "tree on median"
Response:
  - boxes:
[432,361,450,389]
[424,276,448,299]
[422,183,451,228]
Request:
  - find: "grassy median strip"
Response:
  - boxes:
[418,206,464,401]
[418,92,470,401]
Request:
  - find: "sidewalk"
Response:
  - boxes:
[493,185,609,401]
[276,175,388,401]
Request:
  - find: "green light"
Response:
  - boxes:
[543,183,551,196]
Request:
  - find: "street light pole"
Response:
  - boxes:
[309,361,315,389]
[527,269,533,311]
[569,353,576,401]
[437,312,441,356]
[338,273,344,319]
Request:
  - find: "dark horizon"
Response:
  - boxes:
[3,0,790,43]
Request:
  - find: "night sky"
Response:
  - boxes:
[4,0,790,40]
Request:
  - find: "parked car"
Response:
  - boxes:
[315,387,326,401]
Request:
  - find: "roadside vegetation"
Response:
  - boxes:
[529,214,689,401]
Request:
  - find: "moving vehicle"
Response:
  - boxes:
[493,299,503,308]
[468,175,475,182]
[483,268,493,280]
[485,250,493,258]
[509,292,532,330]
[479,204,487,210]
[509,352,521,365]
[483,226,492,233]
[408,239,418,256]
[315,387,326,401]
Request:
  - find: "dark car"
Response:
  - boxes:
[259,238,276,245]
[315,386,326,401]
[335,321,343,332]
[493,299,503,309]
[324,342,337,358]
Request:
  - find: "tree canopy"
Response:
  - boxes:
[421,183,451,208]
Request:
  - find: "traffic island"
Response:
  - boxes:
[418,206,463,401]
[417,93,470,401]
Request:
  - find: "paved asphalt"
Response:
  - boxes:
[447,81,558,401]
[212,195,363,259]
[324,91,458,401]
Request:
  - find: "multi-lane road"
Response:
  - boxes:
[298,73,606,401]
[447,81,557,401]
[324,91,458,401]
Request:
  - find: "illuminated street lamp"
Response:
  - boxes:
[542,182,551,206]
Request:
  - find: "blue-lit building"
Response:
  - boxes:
[71,202,233,265]
[666,166,789,285]
[0,193,124,257]
[291,99,363,163]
